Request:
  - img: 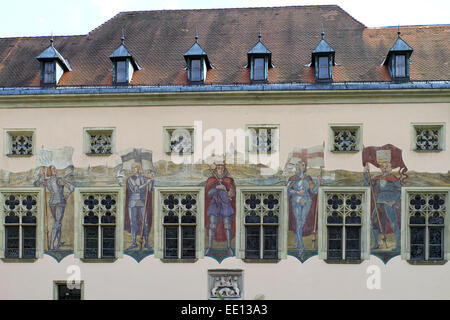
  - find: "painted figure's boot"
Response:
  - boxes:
[205,228,215,256]
[225,229,234,256]
[127,233,138,250]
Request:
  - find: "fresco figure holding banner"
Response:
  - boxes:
[34,165,74,250]
[124,162,154,250]
[285,144,324,256]
[362,144,407,251]
[288,161,320,255]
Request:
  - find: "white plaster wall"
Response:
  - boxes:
[1,254,450,299]
[0,101,449,299]
[0,103,449,173]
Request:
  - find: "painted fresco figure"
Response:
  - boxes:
[364,162,401,250]
[125,162,153,250]
[288,160,319,256]
[34,165,74,250]
[205,162,236,257]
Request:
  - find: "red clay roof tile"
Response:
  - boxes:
[0,6,448,87]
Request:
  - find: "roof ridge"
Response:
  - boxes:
[115,4,344,15]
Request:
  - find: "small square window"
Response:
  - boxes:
[3,129,35,157]
[329,124,362,152]
[83,128,115,156]
[163,126,195,155]
[208,269,243,300]
[246,125,279,154]
[411,123,445,152]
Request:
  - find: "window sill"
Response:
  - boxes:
[160,258,198,263]
[407,260,447,265]
[6,154,33,158]
[80,258,117,263]
[85,152,113,157]
[330,150,360,153]
[412,149,443,153]
[324,259,363,264]
[1,258,38,263]
[243,259,280,264]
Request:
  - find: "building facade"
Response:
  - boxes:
[0,6,449,300]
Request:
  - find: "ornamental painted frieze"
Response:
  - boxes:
[0,144,449,264]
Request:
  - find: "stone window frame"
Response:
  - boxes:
[3,128,36,157]
[401,187,450,264]
[74,187,124,262]
[328,124,363,153]
[83,127,116,156]
[317,187,371,263]
[53,280,85,300]
[0,187,45,261]
[235,185,288,261]
[207,269,244,300]
[153,186,205,261]
[410,122,445,152]
[245,124,280,155]
[162,126,196,155]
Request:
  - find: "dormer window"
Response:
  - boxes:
[311,29,335,82]
[247,30,273,83]
[109,34,141,86]
[384,28,413,82]
[36,37,71,87]
[184,31,213,84]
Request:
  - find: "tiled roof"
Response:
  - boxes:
[0,5,448,87]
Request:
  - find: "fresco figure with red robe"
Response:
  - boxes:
[205,162,236,257]
[362,145,407,252]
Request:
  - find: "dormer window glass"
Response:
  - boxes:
[318,56,330,80]
[395,54,406,78]
[116,60,127,84]
[253,57,265,81]
[191,59,202,82]
[43,62,56,84]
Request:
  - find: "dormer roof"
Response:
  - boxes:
[36,39,72,71]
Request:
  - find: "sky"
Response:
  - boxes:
[0,0,448,38]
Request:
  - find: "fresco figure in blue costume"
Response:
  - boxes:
[125,162,153,250]
[288,160,319,255]
[364,162,401,250]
